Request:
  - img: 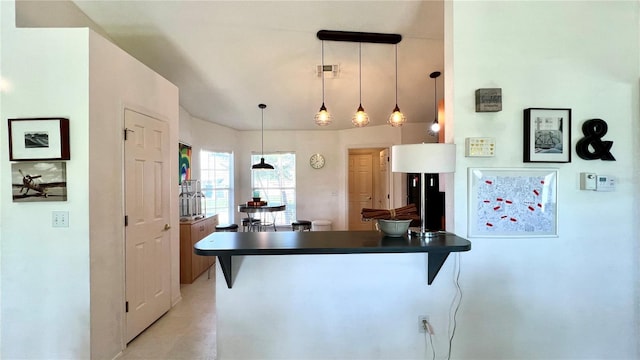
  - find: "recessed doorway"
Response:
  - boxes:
[347,147,390,230]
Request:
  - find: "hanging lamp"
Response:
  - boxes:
[314,40,332,126]
[252,103,274,170]
[352,43,370,127]
[428,71,441,135]
[388,44,406,127]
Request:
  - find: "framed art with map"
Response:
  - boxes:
[468,168,558,238]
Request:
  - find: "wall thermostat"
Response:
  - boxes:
[465,137,495,157]
[580,172,616,191]
[596,175,615,191]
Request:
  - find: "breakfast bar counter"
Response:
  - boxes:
[194,230,471,288]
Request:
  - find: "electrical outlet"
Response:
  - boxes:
[418,315,429,333]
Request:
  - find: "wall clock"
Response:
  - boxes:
[309,153,325,169]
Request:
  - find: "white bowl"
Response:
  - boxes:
[376,219,411,237]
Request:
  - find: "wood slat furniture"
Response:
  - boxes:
[194,230,471,288]
[180,215,218,283]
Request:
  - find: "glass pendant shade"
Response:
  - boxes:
[314,103,332,126]
[352,43,369,128]
[352,104,370,127]
[315,40,332,126]
[428,71,441,136]
[388,104,406,127]
[430,119,440,133]
[388,44,406,127]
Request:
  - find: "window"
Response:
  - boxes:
[251,153,296,225]
[201,150,233,224]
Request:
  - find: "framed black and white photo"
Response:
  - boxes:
[8,118,70,161]
[11,161,67,202]
[523,108,571,163]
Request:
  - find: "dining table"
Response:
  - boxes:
[238,203,286,231]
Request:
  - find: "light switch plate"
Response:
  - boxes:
[465,137,495,157]
[52,211,69,227]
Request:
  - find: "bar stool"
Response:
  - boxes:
[242,217,261,232]
[291,220,312,231]
[215,224,239,232]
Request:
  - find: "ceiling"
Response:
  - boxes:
[26,1,445,131]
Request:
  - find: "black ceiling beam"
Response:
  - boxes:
[317,30,402,44]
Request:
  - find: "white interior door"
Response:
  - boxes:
[124,109,171,343]
[348,153,374,230]
[377,149,390,210]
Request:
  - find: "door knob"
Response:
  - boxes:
[164,224,171,230]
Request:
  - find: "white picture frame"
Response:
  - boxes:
[468,167,558,238]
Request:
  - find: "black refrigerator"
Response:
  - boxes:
[406,173,445,230]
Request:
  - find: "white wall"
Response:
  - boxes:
[0,2,180,358]
[1,3,92,358]
[0,2,4,355]
[216,253,455,360]
[449,1,639,359]
[88,31,179,359]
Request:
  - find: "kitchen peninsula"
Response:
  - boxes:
[194,231,471,288]
[195,230,471,359]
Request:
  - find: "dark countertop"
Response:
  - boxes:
[194,230,471,288]
[194,230,470,256]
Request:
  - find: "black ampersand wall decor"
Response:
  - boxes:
[575,118,615,161]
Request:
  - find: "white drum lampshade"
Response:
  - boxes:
[391,143,456,174]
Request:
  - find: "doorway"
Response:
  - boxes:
[123,109,172,343]
[347,148,390,230]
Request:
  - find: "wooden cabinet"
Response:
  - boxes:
[180,215,218,284]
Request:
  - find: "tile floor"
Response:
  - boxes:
[119,269,217,360]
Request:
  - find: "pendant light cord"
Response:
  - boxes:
[358,42,362,105]
[261,107,265,156]
[394,44,398,104]
[321,40,325,104]
[434,75,437,111]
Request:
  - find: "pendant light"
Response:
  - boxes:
[428,71,441,135]
[314,40,332,126]
[252,103,274,170]
[352,43,370,127]
[388,44,406,127]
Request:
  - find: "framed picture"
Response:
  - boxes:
[179,142,192,185]
[468,167,558,238]
[523,108,571,163]
[11,161,67,202]
[8,118,70,161]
